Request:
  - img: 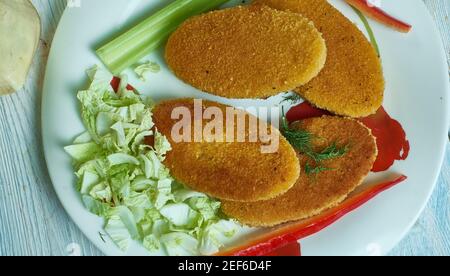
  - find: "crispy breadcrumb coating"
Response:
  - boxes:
[152,99,300,202]
[165,4,326,99]
[222,116,377,226]
[254,0,384,117]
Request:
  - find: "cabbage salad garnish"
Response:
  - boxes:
[65,66,242,255]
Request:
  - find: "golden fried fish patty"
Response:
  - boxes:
[222,116,377,226]
[152,99,300,202]
[254,0,384,117]
[165,4,326,99]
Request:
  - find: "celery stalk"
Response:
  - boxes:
[97,0,229,74]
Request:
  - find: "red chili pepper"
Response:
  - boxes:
[360,107,410,172]
[286,102,330,122]
[217,175,407,256]
[110,76,135,92]
[286,103,410,173]
[345,0,412,33]
[265,242,301,256]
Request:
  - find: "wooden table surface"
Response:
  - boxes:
[0,0,449,256]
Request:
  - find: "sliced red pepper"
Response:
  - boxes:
[345,0,412,33]
[265,242,301,256]
[286,103,410,173]
[110,76,135,92]
[286,102,330,122]
[360,107,410,172]
[109,77,407,256]
[216,175,407,256]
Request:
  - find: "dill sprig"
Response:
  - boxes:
[281,116,315,156]
[281,115,349,176]
[281,93,303,104]
[313,142,349,162]
[99,232,107,243]
[304,163,334,176]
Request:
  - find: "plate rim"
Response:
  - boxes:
[41,0,450,256]
[379,0,450,255]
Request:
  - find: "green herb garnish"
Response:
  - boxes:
[281,93,303,104]
[281,115,315,156]
[281,115,349,175]
[304,163,334,176]
[99,232,107,243]
[313,142,349,162]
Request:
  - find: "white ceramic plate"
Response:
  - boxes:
[42,0,450,256]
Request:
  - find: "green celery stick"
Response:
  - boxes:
[97,0,229,74]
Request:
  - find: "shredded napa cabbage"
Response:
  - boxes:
[65,66,242,255]
[134,61,161,81]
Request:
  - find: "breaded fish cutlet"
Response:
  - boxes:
[221,116,378,227]
[254,0,384,117]
[152,99,300,202]
[165,5,326,99]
